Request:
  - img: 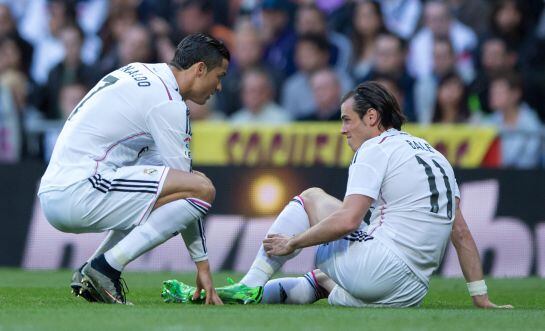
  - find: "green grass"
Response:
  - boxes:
[0,269,543,331]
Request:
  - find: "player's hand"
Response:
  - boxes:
[195,260,223,305]
[472,294,513,309]
[263,233,296,256]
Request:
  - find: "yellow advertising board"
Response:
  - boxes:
[191,122,497,168]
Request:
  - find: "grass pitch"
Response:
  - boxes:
[0,269,543,331]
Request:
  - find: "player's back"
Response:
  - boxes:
[357,129,459,285]
[39,63,183,193]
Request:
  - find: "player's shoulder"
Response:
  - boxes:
[361,129,410,150]
[116,62,181,100]
[352,134,390,164]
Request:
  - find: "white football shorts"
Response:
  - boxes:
[39,165,168,233]
[315,234,428,308]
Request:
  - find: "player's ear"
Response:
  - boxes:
[195,62,207,77]
[366,108,379,126]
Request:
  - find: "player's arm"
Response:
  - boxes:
[146,101,192,171]
[264,194,372,255]
[146,101,221,304]
[265,144,384,255]
[450,198,513,309]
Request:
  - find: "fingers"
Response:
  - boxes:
[192,286,203,301]
[204,290,224,305]
[263,242,277,256]
[266,233,282,239]
[497,304,514,309]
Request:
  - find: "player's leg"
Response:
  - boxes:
[239,187,341,288]
[299,187,343,227]
[317,238,428,307]
[261,270,331,304]
[153,170,215,210]
[82,168,215,304]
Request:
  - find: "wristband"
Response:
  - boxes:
[467,280,487,296]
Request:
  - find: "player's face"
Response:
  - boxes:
[193,58,228,105]
[341,97,380,152]
[341,97,367,152]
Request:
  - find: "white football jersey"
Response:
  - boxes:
[39,63,191,193]
[345,128,460,285]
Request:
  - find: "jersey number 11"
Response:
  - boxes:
[415,155,453,219]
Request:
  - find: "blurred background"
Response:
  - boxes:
[1,0,544,277]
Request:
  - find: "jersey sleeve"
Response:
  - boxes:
[345,144,389,200]
[453,178,460,198]
[145,101,192,172]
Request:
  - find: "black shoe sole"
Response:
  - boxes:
[71,282,101,302]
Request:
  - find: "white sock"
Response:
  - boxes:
[86,229,132,264]
[240,196,309,287]
[262,272,327,304]
[104,198,208,271]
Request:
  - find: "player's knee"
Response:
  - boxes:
[300,187,325,204]
[197,179,216,204]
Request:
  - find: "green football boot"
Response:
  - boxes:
[161,280,204,304]
[214,278,263,304]
[161,278,262,304]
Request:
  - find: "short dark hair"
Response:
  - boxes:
[352,81,406,130]
[298,4,326,21]
[490,70,523,91]
[296,33,330,54]
[377,32,407,52]
[170,33,230,71]
[179,0,212,12]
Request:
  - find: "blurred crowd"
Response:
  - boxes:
[0,0,544,168]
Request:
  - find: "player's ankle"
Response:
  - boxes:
[91,254,121,279]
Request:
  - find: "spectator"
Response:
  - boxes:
[482,72,542,169]
[259,0,298,76]
[447,0,492,36]
[362,33,416,121]
[380,0,422,39]
[29,0,100,85]
[299,68,342,121]
[99,24,154,77]
[170,0,233,49]
[0,37,28,113]
[488,0,531,55]
[0,4,33,76]
[432,72,470,124]
[281,34,352,119]
[216,21,283,116]
[408,0,477,82]
[487,0,545,121]
[18,0,107,45]
[38,25,97,119]
[415,38,471,123]
[58,83,88,119]
[43,82,88,161]
[350,0,386,80]
[231,68,291,124]
[98,0,140,61]
[0,78,19,163]
[470,37,517,114]
[0,70,30,162]
[295,4,352,73]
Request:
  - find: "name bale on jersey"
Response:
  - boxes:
[120,65,151,87]
[405,140,434,153]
